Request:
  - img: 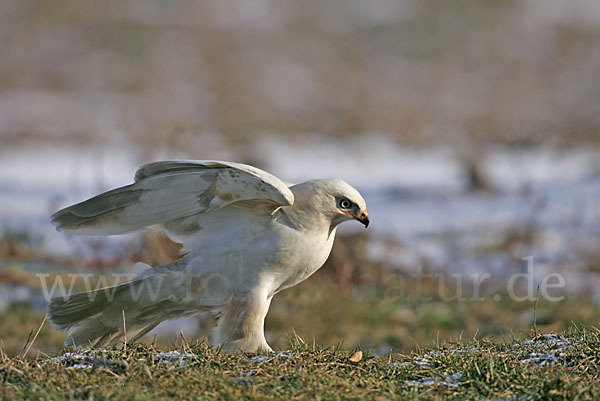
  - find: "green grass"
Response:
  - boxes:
[1,328,600,400]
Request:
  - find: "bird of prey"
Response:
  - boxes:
[48,160,369,353]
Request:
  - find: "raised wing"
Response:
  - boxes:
[51,160,294,235]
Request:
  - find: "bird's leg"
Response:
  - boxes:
[214,290,273,354]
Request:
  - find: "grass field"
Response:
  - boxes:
[2,328,600,400]
[2,231,600,399]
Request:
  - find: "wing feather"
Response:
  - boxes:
[51,160,294,235]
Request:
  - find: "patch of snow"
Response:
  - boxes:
[412,356,433,367]
[488,395,535,401]
[250,351,295,364]
[516,334,573,366]
[44,351,129,372]
[153,350,196,366]
[405,372,464,388]
[240,370,256,376]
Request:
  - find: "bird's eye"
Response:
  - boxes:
[339,198,352,209]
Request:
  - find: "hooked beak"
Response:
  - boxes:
[356,210,369,228]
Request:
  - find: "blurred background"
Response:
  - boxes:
[1,0,600,357]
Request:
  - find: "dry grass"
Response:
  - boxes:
[2,329,600,400]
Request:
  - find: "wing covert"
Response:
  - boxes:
[51,160,294,235]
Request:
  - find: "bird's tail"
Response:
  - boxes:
[48,275,164,347]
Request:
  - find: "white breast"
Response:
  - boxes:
[264,225,336,295]
[168,203,336,298]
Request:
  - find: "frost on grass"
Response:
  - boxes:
[388,354,434,369]
[392,346,481,369]
[42,349,293,371]
[394,334,574,392]
[153,350,196,366]
[516,334,573,366]
[43,349,197,371]
[489,395,535,401]
[44,351,128,373]
[412,356,433,367]
[405,373,464,388]
[396,334,573,373]
[249,351,295,364]
[392,350,468,388]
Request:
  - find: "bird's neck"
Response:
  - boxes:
[279,183,332,233]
